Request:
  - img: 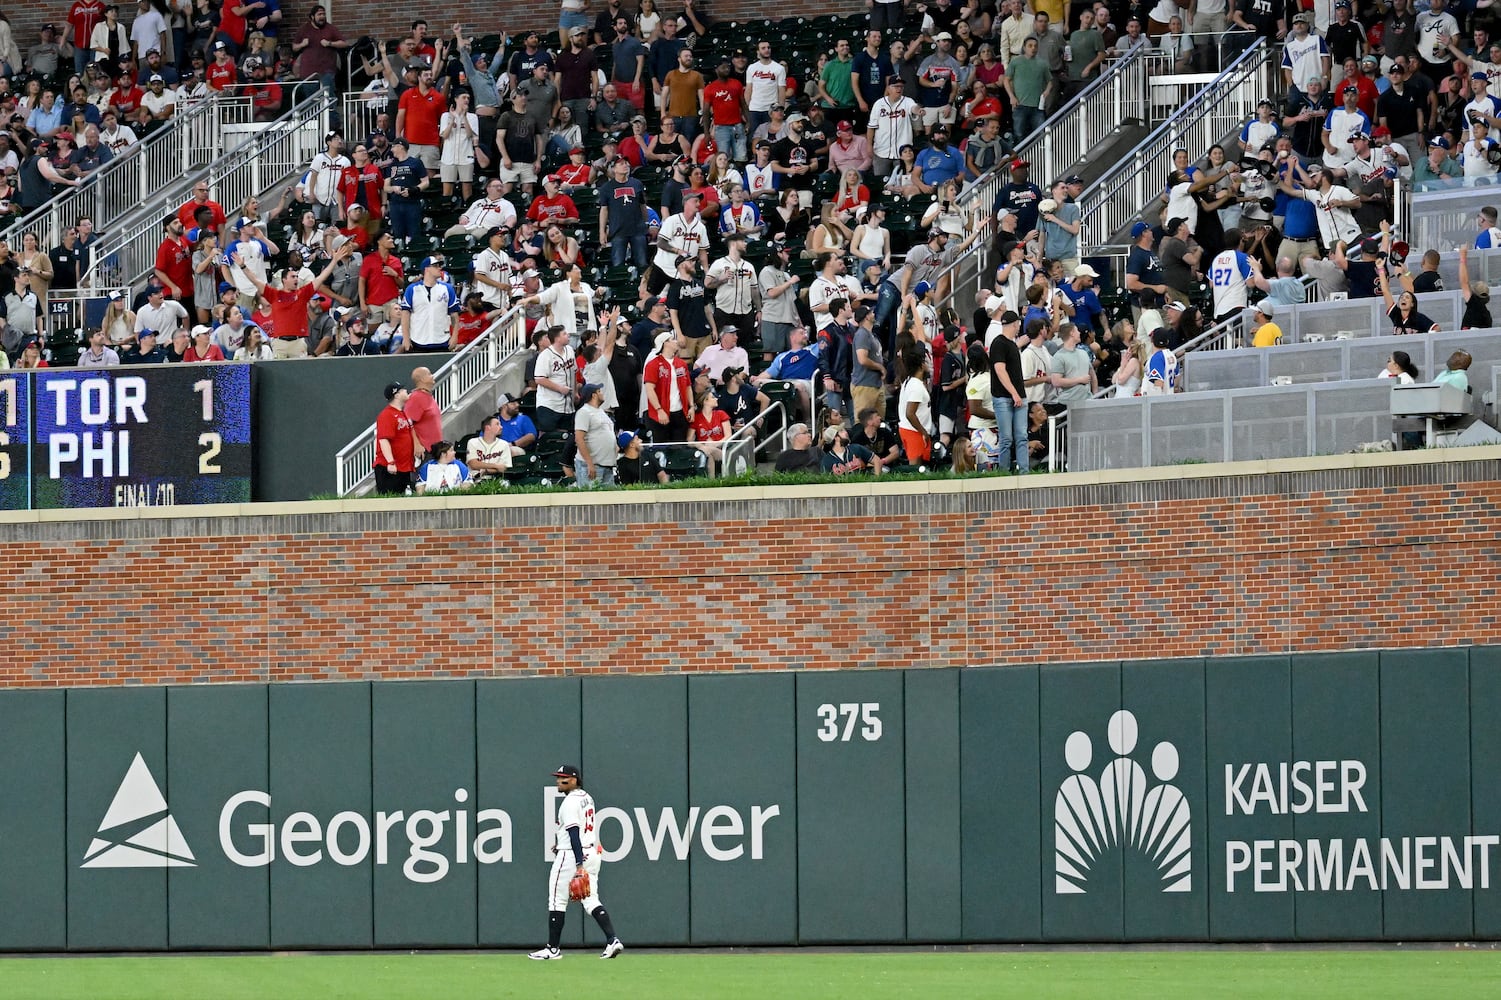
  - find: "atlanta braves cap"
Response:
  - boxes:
[552,764,581,778]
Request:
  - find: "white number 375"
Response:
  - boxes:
[816,703,881,742]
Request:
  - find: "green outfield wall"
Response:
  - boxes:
[3,650,1499,950]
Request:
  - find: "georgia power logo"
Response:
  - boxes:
[1054,710,1190,894]
[82,753,196,868]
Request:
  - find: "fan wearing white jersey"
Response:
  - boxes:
[528,764,625,961]
[1208,228,1271,323]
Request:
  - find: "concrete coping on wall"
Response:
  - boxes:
[11,443,1501,527]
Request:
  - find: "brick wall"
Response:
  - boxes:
[2,451,1499,688]
[13,1,854,67]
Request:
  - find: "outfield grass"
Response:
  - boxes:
[0,950,1495,999]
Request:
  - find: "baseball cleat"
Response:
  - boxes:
[601,938,625,959]
[528,946,563,960]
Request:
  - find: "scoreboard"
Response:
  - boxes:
[0,364,252,510]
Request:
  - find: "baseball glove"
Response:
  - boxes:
[569,869,591,901]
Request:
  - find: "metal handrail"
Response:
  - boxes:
[335,301,530,497]
[1077,38,1275,254]
[80,86,332,290]
[8,92,254,261]
[927,45,1172,319]
[718,399,788,477]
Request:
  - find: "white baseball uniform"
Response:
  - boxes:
[549,787,604,912]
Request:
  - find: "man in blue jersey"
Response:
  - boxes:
[752,324,819,417]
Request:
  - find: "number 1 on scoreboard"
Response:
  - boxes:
[193,378,213,421]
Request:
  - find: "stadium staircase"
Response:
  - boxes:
[78,87,334,293]
[10,88,255,273]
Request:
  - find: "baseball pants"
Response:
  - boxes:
[548,850,603,912]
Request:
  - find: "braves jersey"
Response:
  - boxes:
[1280,33,1328,86]
[473,247,514,307]
[654,212,708,273]
[554,788,598,856]
[1322,108,1371,166]
[1475,227,1501,249]
[867,96,918,158]
[1208,249,1255,315]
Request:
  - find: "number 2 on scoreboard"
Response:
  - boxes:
[199,432,221,474]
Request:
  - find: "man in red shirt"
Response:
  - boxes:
[109,72,144,117]
[244,59,283,120]
[175,181,227,237]
[704,60,747,163]
[403,366,443,455]
[374,381,417,494]
[358,230,404,324]
[526,174,580,224]
[68,0,105,76]
[153,216,194,301]
[396,64,445,170]
[206,40,240,92]
[227,238,355,358]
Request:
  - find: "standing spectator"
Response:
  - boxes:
[222,216,275,304]
[650,190,709,298]
[153,214,193,303]
[29,24,66,79]
[555,25,599,130]
[205,39,239,92]
[867,76,917,178]
[3,271,40,343]
[573,383,618,486]
[497,91,543,198]
[90,4,130,78]
[1040,183,1082,275]
[705,232,758,340]
[1005,36,1050,140]
[48,226,84,294]
[532,325,576,432]
[69,0,106,76]
[611,16,648,111]
[357,228,405,316]
[373,381,417,494]
[599,155,648,267]
[745,39,787,138]
[643,329,692,440]
[704,59,746,161]
[383,137,427,243]
[228,240,354,358]
[666,253,713,359]
[662,48,705,140]
[130,0,166,63]
[397,255,459,353]
[897,345,933,463]
[851,30,893,120]
[519,62,560,136]
[987,306,1027,473]
[396,64,444,171]
[177,179,227,234]
[816,38,857,120]
[1280,14,1329,102]
[1416,0,1460,88]
[403,365,443,455]
[288,4,348,125]
[439,93,479,203]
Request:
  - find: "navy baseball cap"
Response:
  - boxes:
[552,764,581,778]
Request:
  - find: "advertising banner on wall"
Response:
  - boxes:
[0,650,1495,950]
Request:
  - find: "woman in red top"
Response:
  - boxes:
[453,291,502,347]
[183,325,226,361]
[690,129,717,166]
[690,390,731,475]
[832,168,869,225]
[685,165,720,222]
[972,44,1004,89]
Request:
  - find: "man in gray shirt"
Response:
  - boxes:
[756,241,801,361]
[1047,323,1095,403]
[574,383,618,486]
[850,304,887,420]
[518,63,560,134]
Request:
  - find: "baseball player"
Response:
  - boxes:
[528,764,625,960]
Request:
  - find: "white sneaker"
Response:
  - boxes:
[528,946,562,960]
[600,938,624,959]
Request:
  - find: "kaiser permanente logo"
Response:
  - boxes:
[83,753,196,868]
[78,753,781,883]
[1054,710,1191,894]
